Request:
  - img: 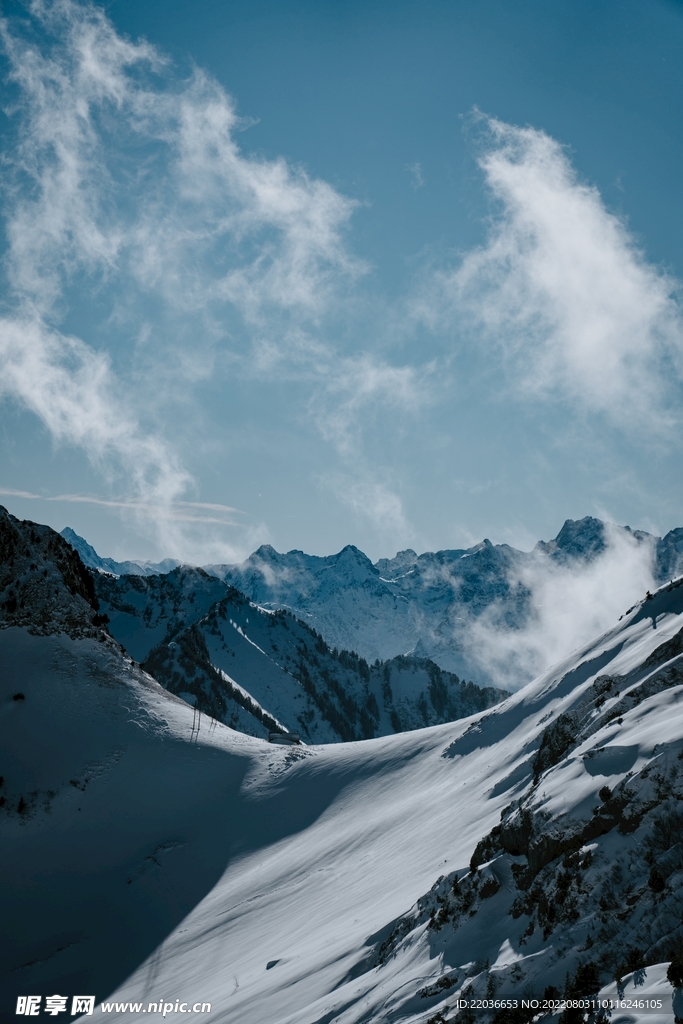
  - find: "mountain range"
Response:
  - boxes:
[3,505,683,1024]
[65,517,683,688]
[92,564,507,744]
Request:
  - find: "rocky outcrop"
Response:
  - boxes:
[0,506,106,638]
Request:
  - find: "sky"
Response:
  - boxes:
[1,0,683,565]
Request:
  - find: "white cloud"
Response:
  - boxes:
[309,353,431,549]
[0,314,188,498]
[0,0,371,557]
[418,116,683,434]
[2,1,362,320]
[0,0,156,311]
[464,523,657,689]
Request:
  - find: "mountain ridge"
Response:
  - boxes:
[92,563,507,743]
[207,517,683,686]
[60,527,180,577]
[64,516,683,689]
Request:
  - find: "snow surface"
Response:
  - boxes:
[3,573,683,1023]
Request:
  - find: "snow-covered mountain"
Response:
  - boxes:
[360,579,683,1023]
[3,505,683,1024]
[206,517,683,685]
[65,516,683,690]
[60,527,180,577]
[94,567,507,743]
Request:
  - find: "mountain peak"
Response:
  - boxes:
[254,544,279,559]
[533,515,609,562]
[374,548,419,578]
[1,508,106,637]
[336,543,373,561]
[330,544,377,576]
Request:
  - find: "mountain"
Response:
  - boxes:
[93,565,229,661]
[206,517,683,685]
[3,506,683,1024]
[60,527,179,577]
[64,516,683,689]
[1,509,106,637]
[203,537,524,681]
[93,566,507,743]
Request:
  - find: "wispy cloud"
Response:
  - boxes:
[51,495,244,515]
[310,353,432,458]
[307,353,434,545]
[414,115,683,435]
[0,315,190,507]
[319,470,415,549]
[0,0,372,558]
[2,1,363,320]
[0,488,43,501]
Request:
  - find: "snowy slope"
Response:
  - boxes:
[4,511,683,1024]
[84,576,683,1024]
[93,566,506,743]
[0,625,518,1024]
[90,559,506,744]
[341,580,683,1024]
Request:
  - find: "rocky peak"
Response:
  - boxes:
[0,507,105,637]
[375,549,419,578]
[535,516,608,562]
[252,544,279,561]
[329,544,377,581]
[656,528,683,582]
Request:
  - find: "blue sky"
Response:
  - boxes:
[1,0,683,563]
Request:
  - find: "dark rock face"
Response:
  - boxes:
[536,516,609,563]
[656,528,683,582]
[0,507,104,637]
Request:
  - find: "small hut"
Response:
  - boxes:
[268,731,301,745]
